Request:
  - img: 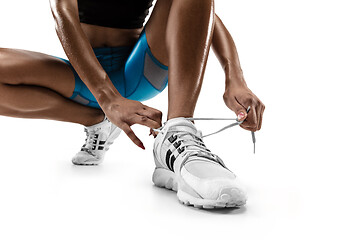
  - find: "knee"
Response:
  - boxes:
[0,49,6,84]
[0,48,14,64]
[0,48,9,80]
[0,48,21,85]
[0,48,9,63]
[0,48,6,68]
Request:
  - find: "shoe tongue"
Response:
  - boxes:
[164,117,198,135]
[165,118,219,166]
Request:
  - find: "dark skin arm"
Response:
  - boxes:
[211,14,265,131]
[49,0,162,149]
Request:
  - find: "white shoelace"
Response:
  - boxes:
[188,106,256,153]
[165,129,226,170]
[153,106,256,154]
[184,117,256,154]
[82,128,97,156]
[153,120,256,154]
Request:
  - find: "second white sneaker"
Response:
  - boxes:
[72,116,121,165]
[152,117,247,208]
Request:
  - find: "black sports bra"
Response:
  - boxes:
[78,0,153,29]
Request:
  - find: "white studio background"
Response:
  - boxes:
[0,0,359,239]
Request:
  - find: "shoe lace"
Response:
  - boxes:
[153,117,256,154]
[167,128,227,169]
[153,107,256,154]
[81,128,98,156]
[185,117,256,154]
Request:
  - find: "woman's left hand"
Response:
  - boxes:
[223,81,265,132]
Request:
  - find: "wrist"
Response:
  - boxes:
[224,62,247,88]
[225,75,247,90]
[95,86,124,107]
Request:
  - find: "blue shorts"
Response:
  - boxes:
[56,29,168,109]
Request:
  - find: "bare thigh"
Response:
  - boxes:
[0,48,75,98]
[145,0,172,66]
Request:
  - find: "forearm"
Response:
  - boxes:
[211,14,247,87]
[50,1,121,104]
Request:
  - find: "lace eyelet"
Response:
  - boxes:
[168,135,177,143]
[177,147,185,154]
[173,141,181,148]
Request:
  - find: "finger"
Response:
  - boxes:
[121,124,145,150]
[138,106,162,125]
[225,97,248,121]
[255,102,265,130]
[255,104,261,131]
[149,128,158,138]
[235,97,249,121]
[235,95,260,131]
[241,106,258,131]
[132,114,162,129]
[241,122,257,132]
[257,104,265,130]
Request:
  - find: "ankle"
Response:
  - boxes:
[167,113,193,120]
[166,115,195,124]
[84,110,105,127]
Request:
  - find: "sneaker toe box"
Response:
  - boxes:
[180,166,247,203]
[72,151,102,165]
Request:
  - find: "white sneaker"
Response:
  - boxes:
[72,116,121,165]
[152,117,247,208]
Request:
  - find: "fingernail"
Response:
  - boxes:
[139,143,145,150]
[238,112,246,120]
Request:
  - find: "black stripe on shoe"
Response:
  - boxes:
[165,150,176,172]
[165,146,184,172]
[169,155,176,172]
[165,149,172,170]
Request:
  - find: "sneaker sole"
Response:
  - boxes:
[72,155,103,166]
[72,161,99,166]
[152,168,246,209]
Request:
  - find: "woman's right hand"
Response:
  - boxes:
[100,95,163,150]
